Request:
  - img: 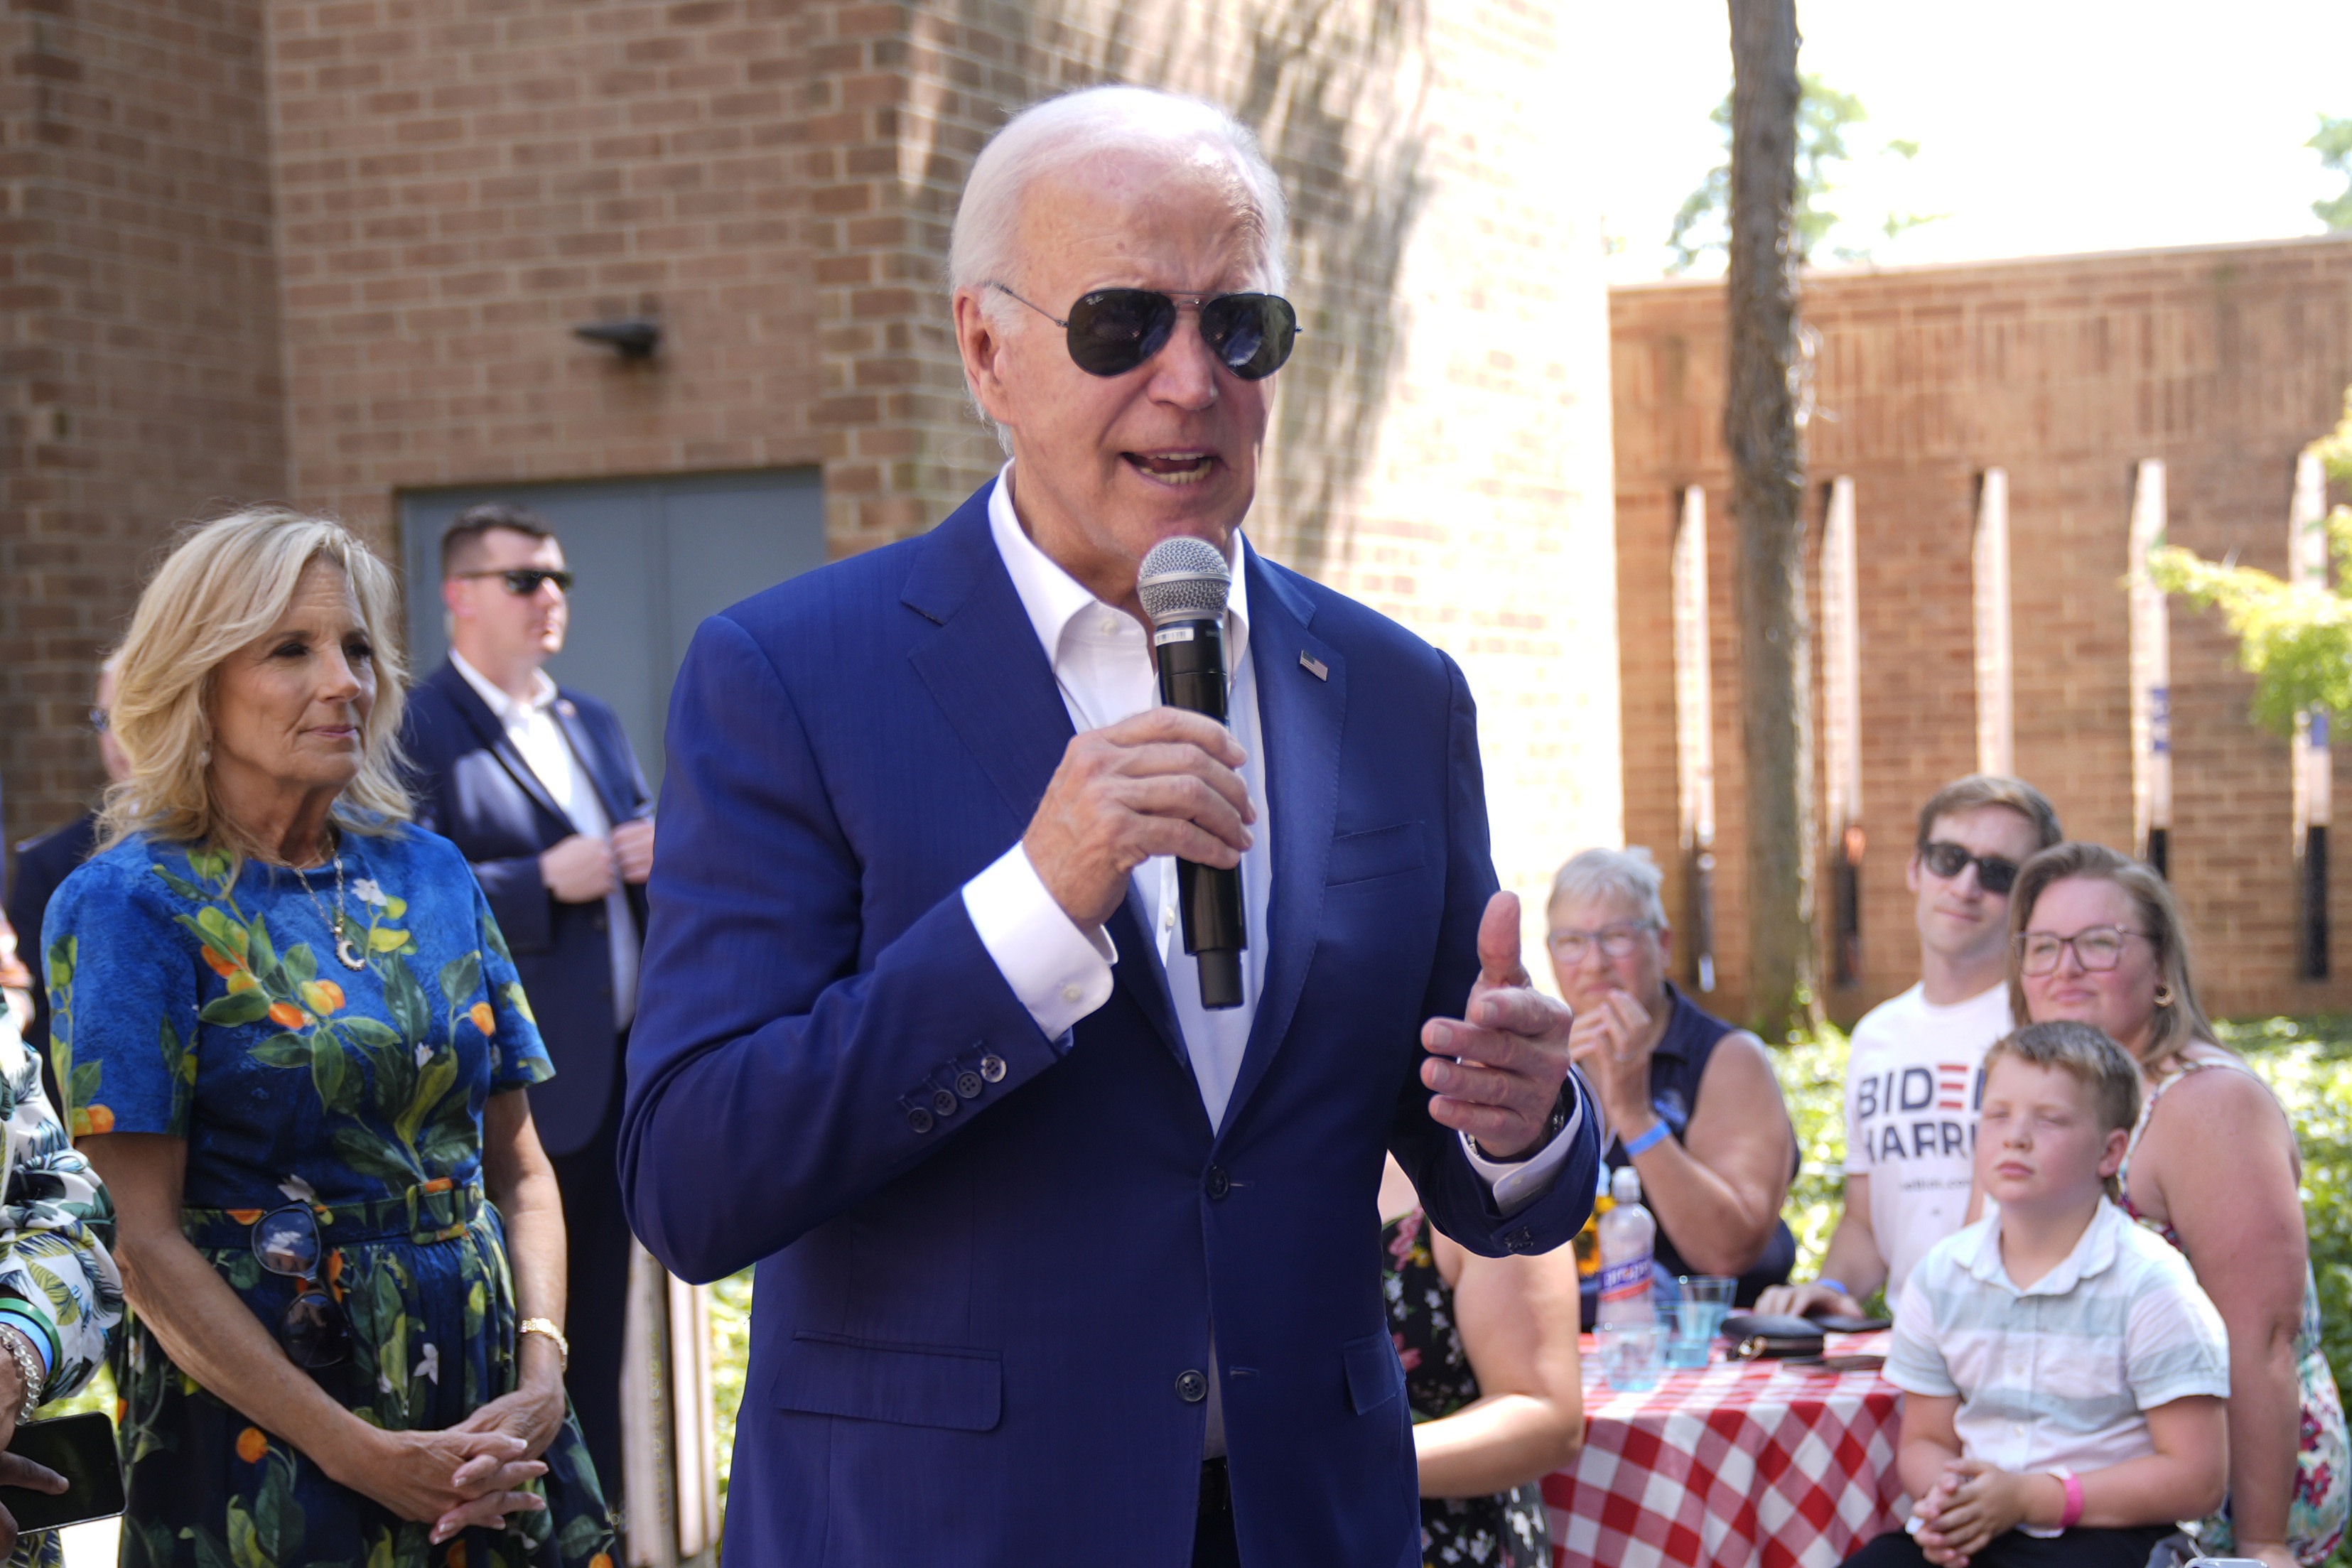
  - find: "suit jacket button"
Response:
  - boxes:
[1175,1370,1208,1403]
[930,1088,958,1117]
[1204,1166,1230,1201]
[906,1108,934,1135]
[978,1054,1007,1083]
[954,1070,983,1100]
[1506,1228,1534,1253]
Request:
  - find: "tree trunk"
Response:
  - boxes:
[1725,0,1817,1038]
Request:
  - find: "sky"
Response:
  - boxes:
[1580,0,2352,284]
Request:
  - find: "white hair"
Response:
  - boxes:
[951,86,1288,302]
[1548,847,1668,930]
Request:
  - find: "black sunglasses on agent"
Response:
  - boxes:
[1918,840,2020,894]
[990,283,1300,381]
[451,567,573,596]
[252,1204,352,1369]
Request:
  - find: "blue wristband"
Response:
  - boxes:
[1816,1277,1852,1300]
[1621,1120,1671,1158]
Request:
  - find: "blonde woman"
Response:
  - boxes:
[45,511,614,1567]
[2009,842,2349,1568]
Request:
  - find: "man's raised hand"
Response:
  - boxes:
[1023,708,1255,930]
[1421,892,1575,1159]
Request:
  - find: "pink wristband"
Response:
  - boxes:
[2049,1467,2083,1530]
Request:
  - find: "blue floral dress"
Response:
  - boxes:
[45,823,616,1568]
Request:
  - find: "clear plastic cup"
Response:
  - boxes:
[1598,1321,1664,1391]
[1658,1301,1717,1368]
[1666,1275,1735,1367]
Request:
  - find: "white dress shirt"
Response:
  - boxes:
[957,464,1579,1199]
[450,650,640,1028]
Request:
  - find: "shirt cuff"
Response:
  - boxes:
[962,843,1116,1042]
[1459,1077,1588,1216]
[0,1300,55,1380]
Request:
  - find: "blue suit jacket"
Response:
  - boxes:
[620,483,1600,1567]
[400,663,650,1156]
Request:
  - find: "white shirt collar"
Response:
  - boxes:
[1964,1194,2126,1297]
[448,647,558,727]
[984,462,1252,671]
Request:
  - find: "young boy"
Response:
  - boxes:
[1843,1020,2230,1568]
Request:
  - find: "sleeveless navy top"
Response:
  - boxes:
[1581,983,1797,1321]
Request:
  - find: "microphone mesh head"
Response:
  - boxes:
[1137,536,1233,625]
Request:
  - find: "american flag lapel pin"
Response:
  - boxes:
[1298,651,1328,681]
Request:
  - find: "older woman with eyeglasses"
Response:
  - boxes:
[1548,848,1798,1320]
[45,512,614,1567]
[2009,842,2349,1568]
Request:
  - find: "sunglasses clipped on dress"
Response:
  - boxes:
[990,283,1300,381]
[252,1204,351,1370]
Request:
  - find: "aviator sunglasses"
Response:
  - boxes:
[1918,840,2020,894]
[451,567,574,596]
[252,1204,352,1369]
[990,283,1300,380]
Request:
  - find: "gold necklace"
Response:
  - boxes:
[286,832,367,972]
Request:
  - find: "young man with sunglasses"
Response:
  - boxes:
[399,502,653,1515]
[1761,775,2061,1324]
[621,85,1598,1568]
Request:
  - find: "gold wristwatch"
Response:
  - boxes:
[518,1316,569,1372]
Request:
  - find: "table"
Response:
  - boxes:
[1544,1332,1909,1568]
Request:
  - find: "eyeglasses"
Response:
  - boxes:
[1546,923,1657,963]
[252,1205,350,1369]
[88,707,109,734]
[2016,925,2148,977]
[451,568,573,595]
[989,283,1300,381]
[1919,840,2020,894]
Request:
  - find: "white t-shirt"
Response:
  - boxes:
[1844,981,2013,1298]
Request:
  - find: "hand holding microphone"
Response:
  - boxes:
[1020,536,1253,1007]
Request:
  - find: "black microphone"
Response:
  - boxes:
[1138,536,1247,1010]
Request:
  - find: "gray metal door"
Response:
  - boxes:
[398,469,825,794]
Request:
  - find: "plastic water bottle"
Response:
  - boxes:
[1597,1165,1657,1326]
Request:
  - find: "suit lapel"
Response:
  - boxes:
[901,490,1187,1071]
[1220,550,1343,1133]
[431,664,572,831]
[552,698,637,825]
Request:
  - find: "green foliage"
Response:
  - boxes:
[1667,74,1945,273]
[2315,114,2352,232]
[2150,386,2352,733]
[708,1267,754,1507]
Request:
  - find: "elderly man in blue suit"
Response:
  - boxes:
[399,502,652,1512]
[622,85,1602,1567]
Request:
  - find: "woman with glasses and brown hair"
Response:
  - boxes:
[43,511,614,1568]
[2007,842,2348,1568]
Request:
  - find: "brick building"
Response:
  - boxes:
[1612,234,2352,1026]
[0,0,1621,937]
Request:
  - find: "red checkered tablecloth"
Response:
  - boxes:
[1544,1333,1909,1568]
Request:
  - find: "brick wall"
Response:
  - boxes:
[0,0,1622,931]
[0,0,287,842]
[1612,235,2352,1024]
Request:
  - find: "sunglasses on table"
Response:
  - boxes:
[990,283,1300,380]
[451,568,573,596]
[252,1204,350,1370]
[1918,840,2020,894]
[2015,925,2148,977]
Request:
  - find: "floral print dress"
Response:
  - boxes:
[0,1000,122,1567]
[45,824,616,1568]
[2119,1055,2349,1566]
[1383,1209,1550,1568]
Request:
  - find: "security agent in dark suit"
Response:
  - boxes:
[6,660,130,1076]
[397,503,652,1505]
